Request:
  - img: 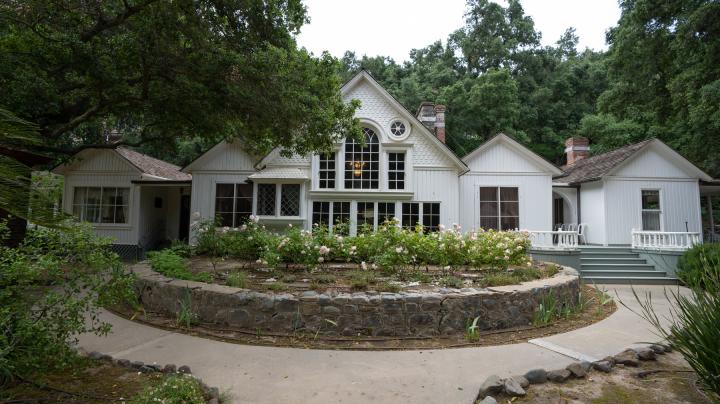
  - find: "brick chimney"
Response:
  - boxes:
[416,102,447,144]
[565,136,590,165]
[434,104,446,144]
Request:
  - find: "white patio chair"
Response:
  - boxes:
[577,223,587,245]
[566,223,577,232]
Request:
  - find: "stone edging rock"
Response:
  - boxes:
[476,343,672,403]
[131,262,580,337]
[76,347,221,404]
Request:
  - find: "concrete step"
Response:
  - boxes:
[581,257,648,265]
[582,276,680,285]
[580,252,640,259]
[581,270,667,278]
[581,263,656,271]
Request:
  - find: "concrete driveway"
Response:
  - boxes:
[77,284,688,404]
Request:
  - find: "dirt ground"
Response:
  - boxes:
[111,285,615,350]
[502,351,715,404]
[1,357,165,403]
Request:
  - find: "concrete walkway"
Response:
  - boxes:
[77,285,687,404]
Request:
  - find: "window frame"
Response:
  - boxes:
[479,186,519,231]
[215,183,253,227]
[344,127,380,190]
[254,182,303,219]
[640,189,662,231]
[388,152,405,190]
[72,186,131,225]
[318,152,336,189]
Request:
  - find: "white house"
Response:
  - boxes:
[54,71,717,271]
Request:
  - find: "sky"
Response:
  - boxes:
[296,0,622,62]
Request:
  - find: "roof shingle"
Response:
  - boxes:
[554,139,652,184]
[116,147,191,181]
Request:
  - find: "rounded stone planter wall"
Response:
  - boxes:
[130,263,580,337]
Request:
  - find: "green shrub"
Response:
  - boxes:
[264,282,287,292]
[375,281,401,293]
[677,243,720,287]
[176,289,198,328]
[440,276,464,288]
[193,217,532,273]
[226,271,247,288]
[130,374,206,404]
[0,221,135,379]
[148,249,212,282]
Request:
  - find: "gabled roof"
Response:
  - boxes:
[555,138,712,184]
[461,133,563,175]
[53,147,191,181]
[115,147,191,181]
[341,70,469,172]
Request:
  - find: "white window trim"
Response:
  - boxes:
[640,188,663,231]
[478,186,521,231]
[387,151,406,190]
[400,201,441,231]
[71,186,132,226]
[254,182,304,219]
[387,117,411,141]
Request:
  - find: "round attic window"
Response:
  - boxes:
[388,119,410,140]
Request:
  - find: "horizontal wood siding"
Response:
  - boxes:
[604,178,701,244]
[459,173,553,232]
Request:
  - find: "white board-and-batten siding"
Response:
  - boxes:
[60,151,141,245]
[579,181,606,245]
[460,140,555,232]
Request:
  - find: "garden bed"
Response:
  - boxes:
[179,256,563,293]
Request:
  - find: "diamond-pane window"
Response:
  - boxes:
[257,184,276,216]
[280,184,300,216]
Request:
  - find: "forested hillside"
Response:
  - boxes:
[338,0,720,175]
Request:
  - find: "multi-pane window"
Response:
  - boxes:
[377,202,396,226]
[280,184,301,216]
[256,184,276,216]
[333,201,351,234]
[423,203,441,232]
[345,127,379,189]
[312,201,330,227]
[319,153,336,189]
[357,202,375,232]
[479,187,519,230]
[402,202,420,230]
[215,183,253,227]
[641,190,661,231]
[73,187,129,224]
[388,152,405,190]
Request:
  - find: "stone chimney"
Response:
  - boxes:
[565,136,590,165]
[434,104,446,144]
[416,102,447,144]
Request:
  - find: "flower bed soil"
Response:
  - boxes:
[113,285,615,350]
[184,257,561,293]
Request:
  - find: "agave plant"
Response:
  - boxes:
[627,254,720,399]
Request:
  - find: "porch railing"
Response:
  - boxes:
[528,230,579,250]
[631,230,701,250]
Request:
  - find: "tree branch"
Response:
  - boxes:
[79,0,160,42]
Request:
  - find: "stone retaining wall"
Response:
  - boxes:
[131,263,580,337]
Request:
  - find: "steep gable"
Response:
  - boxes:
[341,71,467,171]
[183,141,257,172]
[462,134,562,174]
[611,141,706,179]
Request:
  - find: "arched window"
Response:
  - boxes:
[345,127,379,189]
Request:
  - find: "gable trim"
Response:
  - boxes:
[462,133,563,175]
[606,139,712,181]
[183,140,259,173]
[342,70,468,173]
[52,148,142,176]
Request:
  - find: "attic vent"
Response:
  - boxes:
[390,121,406,137]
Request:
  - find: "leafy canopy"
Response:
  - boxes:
[0,0,361,158]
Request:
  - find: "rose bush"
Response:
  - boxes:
[193,216,531,272]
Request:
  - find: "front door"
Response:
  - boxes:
[179,194,190,242]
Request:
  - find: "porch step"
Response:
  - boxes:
[581,257,647,265]
[580,252,640,259]
[581,270,666,278]
[582,276,679,285]
[580,263,656,271]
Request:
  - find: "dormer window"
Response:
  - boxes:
[344,127,379,189]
